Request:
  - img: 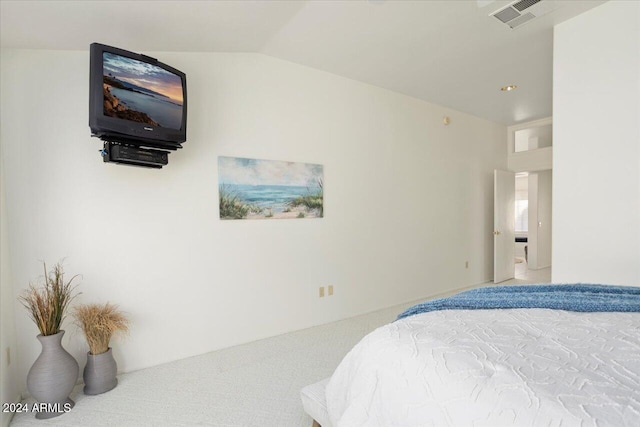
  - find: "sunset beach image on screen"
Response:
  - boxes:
[102,52,183,130]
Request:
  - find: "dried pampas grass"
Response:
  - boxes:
[73,303,129,355]
[19,262,79,336]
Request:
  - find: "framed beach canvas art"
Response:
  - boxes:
[218,156,324,220]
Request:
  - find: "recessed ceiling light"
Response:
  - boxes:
[501,85,517,92]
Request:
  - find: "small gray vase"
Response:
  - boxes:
[27,330,78,419]
[83,348,117,395]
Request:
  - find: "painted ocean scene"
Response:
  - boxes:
[103,52,183,129]
[218,157,323,220]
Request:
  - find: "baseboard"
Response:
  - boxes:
[530,264,551,271]
[401,279,495,316]
[342,279,494,321]
[425,278,492,300]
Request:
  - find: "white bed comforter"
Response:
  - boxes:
[326,309,640,427]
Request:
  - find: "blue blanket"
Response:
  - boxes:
[397,284,640,320]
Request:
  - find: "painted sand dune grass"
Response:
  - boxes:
[218,157,323,220]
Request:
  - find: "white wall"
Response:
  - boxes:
[508,147,552,173]
[536,170,552,269]
[0,151,19,426]
[1,49,506,394]
[553,1,640,285]
[527,170,552,270]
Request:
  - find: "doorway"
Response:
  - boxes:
[494,117,553,284]
[494,169,552,283]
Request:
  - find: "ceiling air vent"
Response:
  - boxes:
[490,0,560,29]
[513,0,542,12]
[494,7,521,23]
[507,12,536,28]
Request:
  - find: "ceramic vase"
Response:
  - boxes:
[83,348,118,395]
[26,330,78,419]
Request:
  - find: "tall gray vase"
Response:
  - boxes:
[83,348,117,395]
[27,330,79,419]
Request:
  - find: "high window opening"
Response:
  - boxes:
[514,123,552,153]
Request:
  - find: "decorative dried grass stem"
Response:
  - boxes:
[73,303,129,355]
[18,262,79,336]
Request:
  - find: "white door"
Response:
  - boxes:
[494,170,515,283]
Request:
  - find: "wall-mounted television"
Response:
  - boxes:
[89,43,187,150]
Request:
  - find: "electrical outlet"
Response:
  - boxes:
[5,347,10,366]
[465,261,469,269]
[319,287,325,297]
[328,285,334,296]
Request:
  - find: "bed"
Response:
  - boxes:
[302,284,640,427]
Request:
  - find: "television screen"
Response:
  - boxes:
[89,43,187,150]
[103,52,183,130]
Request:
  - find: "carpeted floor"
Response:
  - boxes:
[10,304,409,427]
[10,267,550,426]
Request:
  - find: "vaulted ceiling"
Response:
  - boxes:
[0,0,605,125]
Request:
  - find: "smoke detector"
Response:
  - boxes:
[491,0,561,29]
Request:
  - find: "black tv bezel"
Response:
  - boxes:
[89,43,187,150]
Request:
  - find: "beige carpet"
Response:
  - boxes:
[9,269,552,427]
